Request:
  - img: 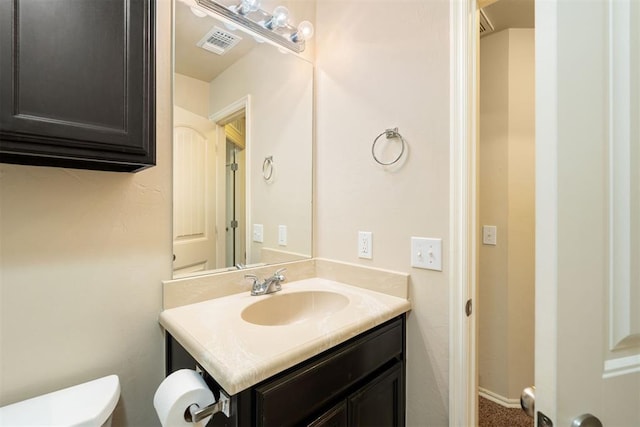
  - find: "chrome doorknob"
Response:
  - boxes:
[520,386,535,418]
[571,414,603,427]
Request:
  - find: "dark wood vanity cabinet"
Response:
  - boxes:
[307,362,403,427]
[0,0,155,172]
[167,315,406,427]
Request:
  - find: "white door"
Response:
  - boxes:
[173,107,217,276]
[535,0,640,425]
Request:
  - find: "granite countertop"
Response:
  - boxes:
[159,277,411,395]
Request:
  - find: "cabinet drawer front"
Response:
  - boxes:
[255,317,403,427]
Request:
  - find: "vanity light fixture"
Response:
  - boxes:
[234,0,260,16]
[291,20,314,43]
[264,6,289,30]
[194,0,313,53]
[190,6,208,17]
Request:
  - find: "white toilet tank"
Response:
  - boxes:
[0,375,120,427]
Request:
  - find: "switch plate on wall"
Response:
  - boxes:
[411,237,442,271]
[253,224,264,243]
[482,225,497,245]
[278,225,287,246]
[358,231,373,259]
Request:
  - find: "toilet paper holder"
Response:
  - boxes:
[184,389,231,423]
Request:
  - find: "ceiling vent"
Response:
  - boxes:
[197,26,242,55]
[479,9,495,36]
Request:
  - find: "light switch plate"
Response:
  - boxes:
[358,231,373,259]
[411,237,442,271]
[482,225,497,245]
[278,225,287,246]
[253,224,264,243]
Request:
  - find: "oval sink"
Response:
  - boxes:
[241,291,350,326]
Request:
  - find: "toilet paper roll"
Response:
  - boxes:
[153,369,216,427]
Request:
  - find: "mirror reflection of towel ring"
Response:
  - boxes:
[371,127,406,166]
[263,156,274,181]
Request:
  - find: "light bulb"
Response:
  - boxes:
[190,6,207,18]
[224,22,238,32]
[265,6,289,29]
[291,20,314,42]
[237,0,260,15]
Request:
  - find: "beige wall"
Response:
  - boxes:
[478,29,510,397]
[174,73,210,117]
[0,1,173,426]
[478,28,535,401]
[1,2,457,426]
[314,1,451,425]
[209,44,314,264]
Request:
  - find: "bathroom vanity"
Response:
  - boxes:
[167,315,405,426]
[159,267,411,427]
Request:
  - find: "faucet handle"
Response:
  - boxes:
[274,268,287,280]
[244,274,258,284]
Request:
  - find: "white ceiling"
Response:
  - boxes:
[175,0,255,82]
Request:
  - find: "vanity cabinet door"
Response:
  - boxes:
[307,402,347,427]
[0,0,155,172]
[348,362,404,427]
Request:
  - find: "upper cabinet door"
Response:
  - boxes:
[0,0,155,172]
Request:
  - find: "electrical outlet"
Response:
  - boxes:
[278,225,287,246]
[358,231,373,259]
[253,224,264,243]
[482,225,497,245]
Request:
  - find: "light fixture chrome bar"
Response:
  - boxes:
[195,0,305,53]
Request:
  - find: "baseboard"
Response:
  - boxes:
[478,387,522,409]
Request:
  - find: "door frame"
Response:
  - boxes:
[210,95,252,268]
[449,0,478,425]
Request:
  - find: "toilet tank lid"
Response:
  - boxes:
[0,375,120,427]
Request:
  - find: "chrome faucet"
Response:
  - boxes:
[246,268,286,296]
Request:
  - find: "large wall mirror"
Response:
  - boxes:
[172,0,314,278]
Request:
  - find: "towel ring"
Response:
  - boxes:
[372,127,406,166]
[263,156,274,181]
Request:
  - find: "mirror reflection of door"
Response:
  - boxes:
[224,116,246,267]
[172,107,217,276]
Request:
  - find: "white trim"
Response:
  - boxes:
[449,0,477,426]
[603,354,640,378]
[534,0,559,421]
[209,95,250,123]
[478,388,522,409]
[209,95,253,267]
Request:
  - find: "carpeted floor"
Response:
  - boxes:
[479,396,534,427]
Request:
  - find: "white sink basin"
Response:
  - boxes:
[241,291,349,326]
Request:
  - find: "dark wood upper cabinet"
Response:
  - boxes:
[0,0,156,172]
